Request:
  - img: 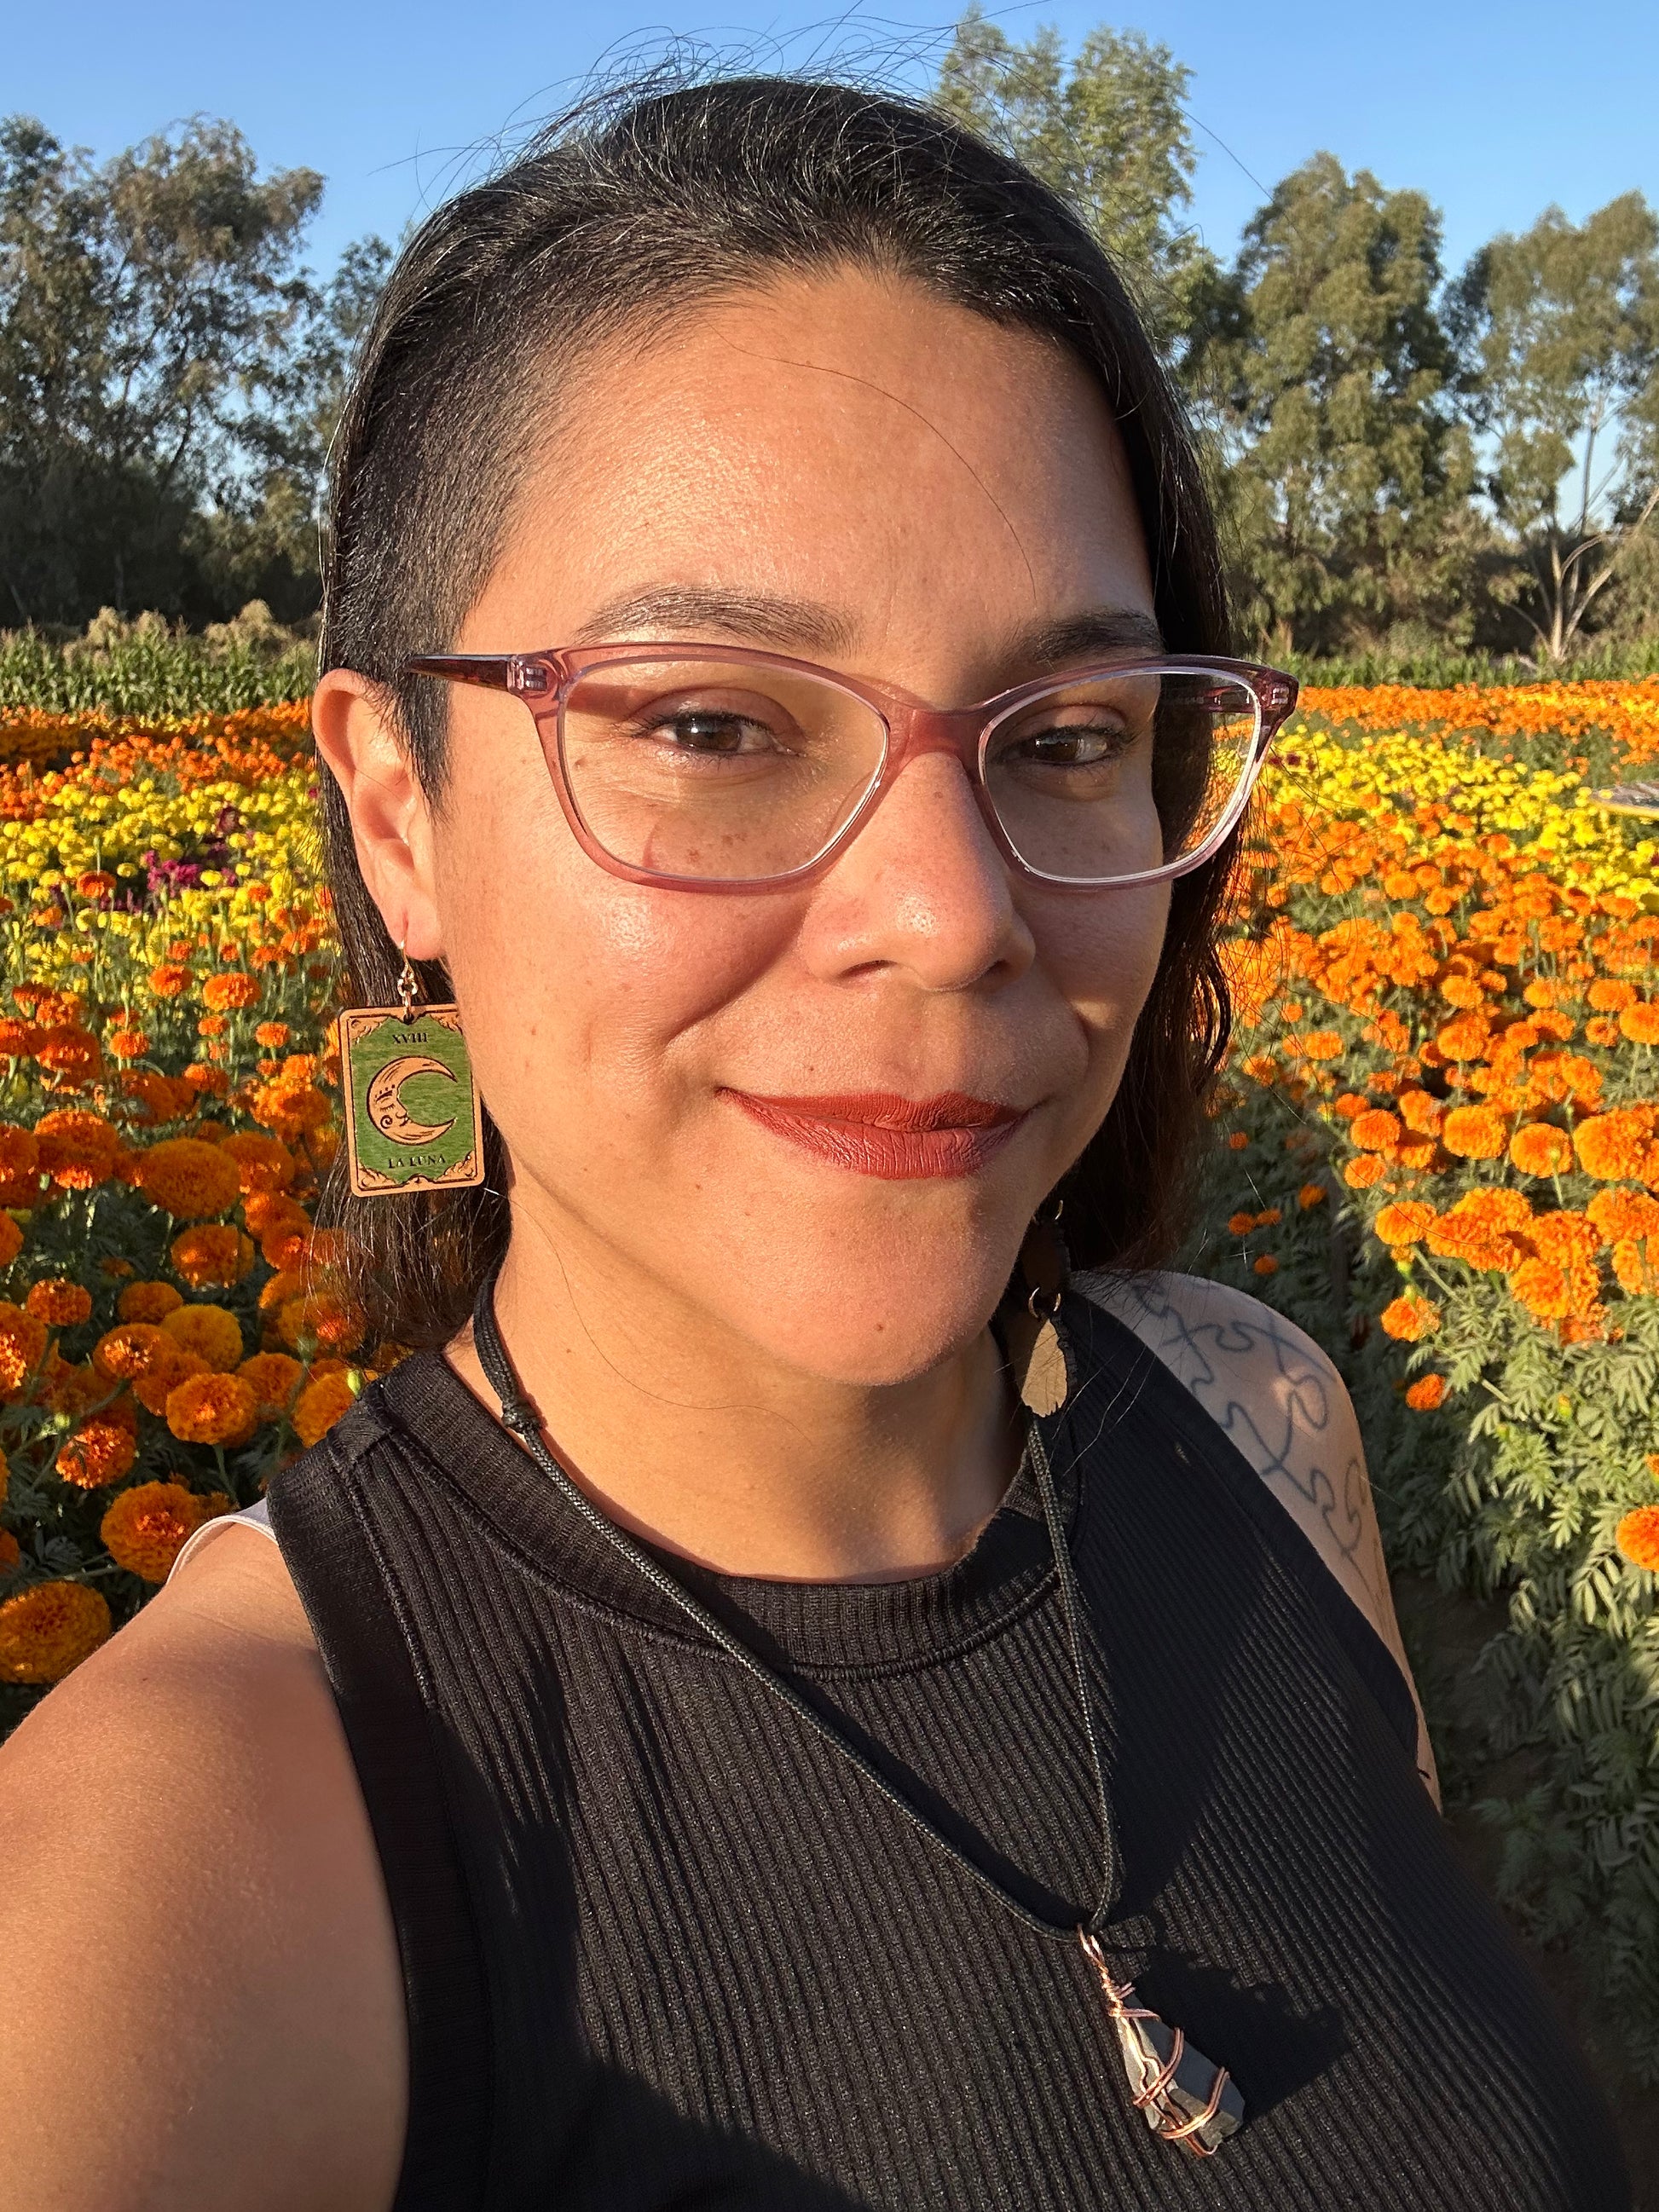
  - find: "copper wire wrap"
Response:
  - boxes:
[1078,1930,1234,2157]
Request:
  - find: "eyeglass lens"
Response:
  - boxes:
[555,659,1258,884]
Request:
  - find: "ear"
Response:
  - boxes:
[312,669,444,962]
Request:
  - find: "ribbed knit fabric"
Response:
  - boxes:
[267,1291,1628,2210]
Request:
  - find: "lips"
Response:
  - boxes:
[725,1089,1028,1181]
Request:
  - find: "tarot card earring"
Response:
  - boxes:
[337,946,486,1198]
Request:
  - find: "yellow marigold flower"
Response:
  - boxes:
[1252,1254,1280,1277]
[278,1291,366,1360]
[0,1214,21,1268]
[220,1132,297,1195]
[1616,1506,1659,1572]
[238,1351,303,1418]
[1442,1105,1507,1160]
[100,1481,226,1583]
[55,1418,137,1490]
[165,1372,258,1448]
[202,972,259,1012]
[161,1302,244,1372]
[169,1226,255,1291]
[1350,1109,1402,1153]
[1227,1210,1256,1236]
[1375,1201,1436,1246]
[0,1301,49,1397]
[1380,1293,1440,1342]
[25,1279,92,1328]
[138,1137,242,1221]
[1405,1374,1446,1411]
[1508,1123,1573,1178]
[292,1369,359,1449]
[117,1279,184,1325]
[0,1580,112,1683]
[1620,1001,1659,1045]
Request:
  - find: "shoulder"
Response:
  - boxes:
[0,1528,404,2209]
[1076,1267,1437,1797]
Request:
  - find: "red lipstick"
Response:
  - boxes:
[725,1089,1027,1180]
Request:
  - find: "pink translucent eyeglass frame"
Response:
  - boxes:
[403,643,1298,893]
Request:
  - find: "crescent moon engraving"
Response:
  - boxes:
[367,1054,458,1146]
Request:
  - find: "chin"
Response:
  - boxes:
[720,1230,1020,1389]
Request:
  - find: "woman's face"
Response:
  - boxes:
[338,269,1170,1385]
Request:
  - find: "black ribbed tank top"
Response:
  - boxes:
[266,1291,1628,2210]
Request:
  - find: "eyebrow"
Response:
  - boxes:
[569,586,1164,671]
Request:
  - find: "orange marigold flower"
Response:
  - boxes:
[1381,1293,1440,1341]
[253,1021,291,1050]
[1226,1131,1250,1152]
[0,1214,22,1268]
[1252,1254,1280,1277]
[0,1580,112,1683]
[292,1369,360,1449]
[1434,1014,1492,1062]
[161,1302,244,1372]
[1529,1212,1599,1268]
[0,1301,49,1396]
[1227,1211,1256,1235]
[1343,1156,1385,1188]
[1298,1031,1344,1062]
[1587,978,1638,1012]
[117,1279,184,1324]
[24,1278,91,1327]
[1620,1001,1659,1045]
[202,972,259,1013]
[35,1107,120,1188]
[1298,1182,1327,1210]
[106,1026,150,1060]
[1397,1090,1444,1136]
[137,1137,242,1220]
[169,1225,255,1291]
[1442,1105,1507,1160]
[1614,1506,1659,1573]
[1255,1206,1282,1227]
[1610,1238,1659,1296]
[0,1528,17,1573]
[165,1372,258,1448]
[1585,1017,1622,1048]
[1375,1201,1436,1246]
[1334,1093,1369,1121]
[1587,1187,1659,1243]
[55,1418,137,1490]
[1439,973,1486,1009]
[42,1350,103,1419]
[278,1291,366,1360]
[220,1132,297,1195]
[1575,1106,1659,1184]
[238,1351,303,1418]
[1350,1109,1402,1153]
[147,962,194,997]
[100,1481,224,1582]
[1508,1123,1573,1178]
[1405,1374,1446,1411]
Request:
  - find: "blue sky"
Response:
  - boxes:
[9,0,1657,281]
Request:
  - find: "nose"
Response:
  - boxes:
[797,750,1036,991]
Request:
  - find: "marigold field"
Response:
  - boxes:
[2,680,1659,2071]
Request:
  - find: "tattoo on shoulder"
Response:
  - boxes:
[1094,1276,1383,1599]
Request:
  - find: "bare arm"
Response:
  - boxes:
[0,1532,407,2209]
[1080,1268,1440,1806]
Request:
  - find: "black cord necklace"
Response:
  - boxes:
[471,1270,1243,2157]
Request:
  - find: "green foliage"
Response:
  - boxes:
[0,605,314,713]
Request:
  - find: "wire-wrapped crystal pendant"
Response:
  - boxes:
[1078,1931,1244,2157]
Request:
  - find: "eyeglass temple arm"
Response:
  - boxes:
[402,654,553,696]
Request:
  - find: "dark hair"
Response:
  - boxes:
[317,72,1234,1349]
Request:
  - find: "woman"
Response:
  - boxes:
[0,77,1627,2210]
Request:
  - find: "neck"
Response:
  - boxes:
[446,1202,1022,1584]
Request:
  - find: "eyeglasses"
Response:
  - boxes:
[403,644,1298,892]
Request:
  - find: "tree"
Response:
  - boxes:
[0,114,338,625]
[1452,194,1659,664]
[1196,154,1473,659]
[934,9,1210,350]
